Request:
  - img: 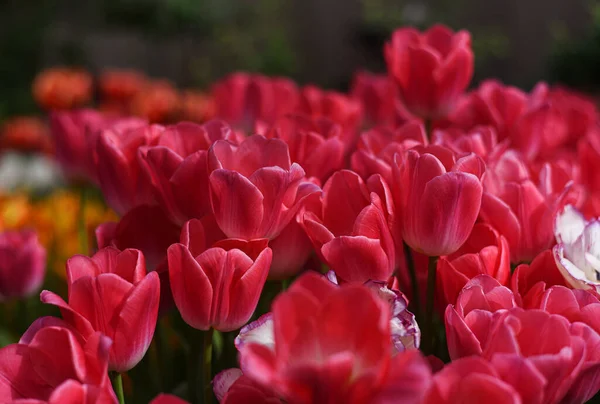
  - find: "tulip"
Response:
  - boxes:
[262,114,345,183]
[0,318,115,402]
[301,170,396,283]
[431,126,501,159]
[212,73,299,130]
[32,67,92,111]
[130,80,181,123]
[99,69,148,103]
[150,394,191,404]
[297,85,363,135]
[511,249,569,308]
[207,135,319,240]
[351,121,427,183]
[385,24,473,120]
[442,80,528,141]
[436,223,510,308]
[392,145,484,256]
[236,272,420,355]
[0,229,46,301]
[350,71,399,127]
[553,204,600,294]
[212,369,281,404]
[96,123,165,215]
[0,116,53,154]
[480,163,577,263]
[424,356,522,404]
[446,275,600,402]
[238,271,432,404]
[167,218,272,331]
[140,120,241,225]
[41,247,160,372]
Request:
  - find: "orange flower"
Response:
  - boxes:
[180,90,216,123]
[99,69,148,103]
[130,80,180,123]
[32,67,92,111]
[0,116,54,154]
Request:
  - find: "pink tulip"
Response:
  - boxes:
[0,229,46,301]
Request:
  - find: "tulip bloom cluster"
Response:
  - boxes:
[2,22,600,404]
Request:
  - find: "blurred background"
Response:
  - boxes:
[1,0,599,121]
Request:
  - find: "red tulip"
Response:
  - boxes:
[579,130,600,193]
[96,122,165,215]
[130,80,181,124]
[424,356,522,404]
[301,170,396,283]
[296,85,363,147]
[480,171,573,263]
[238,271,432,404]
[432,126,501,159]
[140,120,240,225]
[446,275,600,402]
[385,24,473,119]
[150,394,190,404]
[41,247,160,372]
[167,218,272,331]
[442,80,528,141]
[511,249,569,306]
[392,145,484,256]
[437,223,510,308]
[351,121,427,183]
[212,73,299,130]
[263,114,345,183]
[0,318,115,402]
[0,229,46,301]
[213,368,281,404]
[207,135,318,240]
[350,71,399,127]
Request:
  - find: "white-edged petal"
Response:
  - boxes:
[555,204,587,244]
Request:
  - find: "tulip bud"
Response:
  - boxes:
[0,229,46,301]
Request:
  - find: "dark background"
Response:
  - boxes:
[1,0,598,120]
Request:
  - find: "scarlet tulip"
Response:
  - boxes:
[0,318,115,402]
[443,80,528,141]
[140,120,240,225]
[41,247,160,372]
[213,368,281,404]
[96,123,165,215]
[0,229,46,300]
[392,145,484,256]
[424,356,522,404]
[385,24,473,119]
[235,272,421,355]
[212,73,299,129]
[432,126,501,159]
[207,135,318,240]
[296,85,363,145]
[167,218,272,331]
[263,114,345,183]
[351,121,427,183]
[437,223,510,308]
[446,275,600,402]
[480,166,575,263]
[130,80,180,123]
[511,249,568,306]
[0,116,53,154]
[301,170,396,283]
[350,71,398,127]
[238,271,432,404]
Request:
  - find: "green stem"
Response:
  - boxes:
[202,328,214,404]
[188,328,214,404]
[281,278,290,292]
[403,242,420,319]
[423,256,438,355]
[111,372,125,404]
[77,186,88,255]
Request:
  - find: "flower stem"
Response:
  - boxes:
[423,256,438,355]
[111,372,125,404]
[403,242,420,319]
[188,328,214,404]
